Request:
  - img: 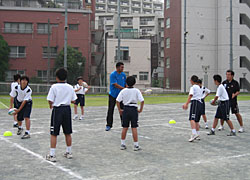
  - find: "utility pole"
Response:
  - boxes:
[229,0,233,70]
[184,0,187,93]
[64,0,68,69]
[47,19,51,84]
[117,0,121,61]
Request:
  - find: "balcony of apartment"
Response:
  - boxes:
[96,5,106,12]
[140,20,155,26]
[131,0,141,2]
[131,3,141,8]
[142,4,152,10]
[121,21,133,27]
[108,0,117,6]
[239,0,250,8]
[105,20,114,26]
[121,1,129,7]
[96,0,106,5]
[121,8,130,13]
[153,5,162,10]
[143,0,153,4]
[143,10,153,14]
[107,7,117,12]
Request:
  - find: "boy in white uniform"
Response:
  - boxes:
[9,76,32,139]
[116,76,144,151]
[207,75,236,136]
[46,68,77,162]
[197,79,210,129]
[10,74,21,127]
[183,75,203,142]
[73,76,90,120]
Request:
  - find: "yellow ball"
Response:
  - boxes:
[3,131,12,137]
[169,120,176,124]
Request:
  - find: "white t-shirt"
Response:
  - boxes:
[201,86,211,99]
[11,82,18,91]
[10,85,32,102]
[216,84,229,101]
[74,84,88,95]
[116,88,144,107]
[189,84,202,101]
[47,83,77,107]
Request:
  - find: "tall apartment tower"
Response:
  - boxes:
[96,0,163,15]
[164,0,250,92]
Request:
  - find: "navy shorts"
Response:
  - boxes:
[50,106,72,136]
[215,100,230,121]
[229,99,239,114]
[122,106,138,128]
[189,100,202,122]
[16,100,32,121]
[201,99,205,115]
[74,94,85,106]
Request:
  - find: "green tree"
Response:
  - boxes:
[54,46,86,84]
[0,35,10,81]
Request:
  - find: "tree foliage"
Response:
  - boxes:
[54,46,86,84]
[0,35,10,81]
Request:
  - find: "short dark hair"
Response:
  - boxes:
[20,76,29,84]
[56,68,67,81]
[77,76,83,81]
[213,74,222,83]
[126,76,136,87]
[13,74,21,81]
[191,75,199,83]
[197,79,202,84]
[116,62,124,68]
[226,70,235,76]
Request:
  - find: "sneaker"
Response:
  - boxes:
[63,152,73,159]
[189,134,199,142]
[105,126,111,131]
[205,124,209,129]
[73,114,78,120]
[227,131,236,136]
[79,116,84,120]
[238,128,244,133]
[218,126,224,131]
[46,154,56,162]
[134,145,142,151]
[21,132,30,139]
[17,128,23,135]
[13,123,18,128]
[207,130,215,135]
[120,144,127,150]
[196,135,201,140]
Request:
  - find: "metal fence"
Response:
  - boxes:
[0,82,108,95]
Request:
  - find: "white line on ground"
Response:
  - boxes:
[112,130,152,140]
[0,136,85,180]
[99,168,148,179]
[0,100,8,109]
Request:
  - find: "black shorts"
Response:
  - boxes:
[229,99,239,114]
[50,106,72,136]
[74,94,85,106]
[201,99,205,115]
[122,106,138,128]
[16,100,32,121]
[215,100,230,121]
[189,100,202,122]
[14,97,18,109]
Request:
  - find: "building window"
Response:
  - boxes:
[6,70,25,81]
[42,47,58,58]
[166,57,170,68]
[166,78,170,88]
[37,70,55,81]
[9,46,26,58]
[124,71,129,77]
[166,0,170,9]
[139,72,149,81]
[4,22,32,34]
[69,24,79,30]
[166,18,170,28]
[115,46,130,61]
[37,23,58,34]
[166,37,170,48]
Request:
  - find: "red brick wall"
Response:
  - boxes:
[0,9,92,83]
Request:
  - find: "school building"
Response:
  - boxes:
[0,0,96,83]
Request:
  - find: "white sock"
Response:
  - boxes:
[66,146,72,153]
[121,140,126,145]
[192,129,197,135]
[18,126,22,129]
[211,128,215,131]
[134,142,139,146]
[14,121,17,125]
[232,129,236,133]
[25,130,30,134]
[240,126,244,128]
[50,148,56,156]
[197,131,200,135]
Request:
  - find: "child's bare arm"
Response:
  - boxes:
[138,101,144,113]
[9,97,14,109]
[14,100,27,114]
[183,95,192,110]
[48,101,53,109]
[211,96,219,105]
[116,101,123,115]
